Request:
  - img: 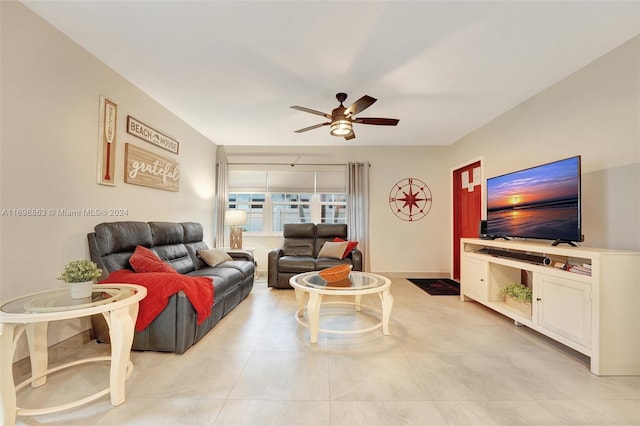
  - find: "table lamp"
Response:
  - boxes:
[225,210,247,249]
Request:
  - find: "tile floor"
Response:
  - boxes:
[14,278,640,425]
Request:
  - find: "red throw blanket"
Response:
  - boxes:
[100,270,214,332]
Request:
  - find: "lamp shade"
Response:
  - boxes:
[330,119,353,137]
[225,210,247,226]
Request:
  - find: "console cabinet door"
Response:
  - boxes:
[461,256,487,302]
[536,273,592,348]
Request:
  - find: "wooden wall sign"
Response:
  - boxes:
[127,116,179,154]
[125,143,180,192]
[97,96,117,186]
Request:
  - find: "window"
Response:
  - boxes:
[228,165,347,233]
[271,193,312,230]
[320,193,347,224]
[228,193,264,232]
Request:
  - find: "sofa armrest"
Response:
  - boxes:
[87,232,109,280]
[268,248,284,263]
[267,248,284,287]
[349,248,363,271]
[228,251,254,262]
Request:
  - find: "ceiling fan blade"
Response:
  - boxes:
[290,105,332,120]
[345,95,377,116]
[294,122,330,133]
[354,117,399,126]
[344,131,356,141]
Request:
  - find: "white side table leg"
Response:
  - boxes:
[294,288,306,312]
[1,323,24,426]
[106,306,135,406]
[26,322,48,388]
[307,293,322,343]
[381,289,394,335]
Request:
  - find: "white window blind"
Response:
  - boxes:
[228,165,346,193]
[228,170,267,192]
[268,171,314,193]
[316,171,347,193]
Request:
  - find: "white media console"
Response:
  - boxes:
[460,238,639,376]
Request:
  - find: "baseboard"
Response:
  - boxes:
[374,271,451,279]
[12,330,92,380]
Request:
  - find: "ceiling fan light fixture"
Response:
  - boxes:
[330,119,352,137]
[292,93,398,141]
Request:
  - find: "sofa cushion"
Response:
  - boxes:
[130,245,178,273]
[282,238,315,256]
[154,244,194,274]
[317,241,348,259]
[282,223,316,256]
[316,223,347,238]
[284,223,316,238]
[150,222,184,246]
[182,222,204,243]
[198,248,233,267]
[95,221,153,254]
[316,257,352,270]
[278,256,316,273]
[220,260,255,278]
[188,267,242,296]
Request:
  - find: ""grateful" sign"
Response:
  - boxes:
[125,143,180,192]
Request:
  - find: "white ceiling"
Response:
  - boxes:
[23,1,639,147]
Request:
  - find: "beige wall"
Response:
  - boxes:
[1,2,217,356]
[448,35,640,250]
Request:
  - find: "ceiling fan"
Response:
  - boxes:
[290,93,399,140]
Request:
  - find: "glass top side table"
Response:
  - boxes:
[0,284,146,425]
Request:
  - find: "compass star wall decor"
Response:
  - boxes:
[388,178,433,221]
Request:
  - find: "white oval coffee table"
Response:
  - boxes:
[290,271,393,343]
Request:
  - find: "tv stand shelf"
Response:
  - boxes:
[460,238,640,376]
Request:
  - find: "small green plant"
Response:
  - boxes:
[57,259,102,283]
[500,283,532,303]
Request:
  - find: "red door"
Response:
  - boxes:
[453,161,482,280]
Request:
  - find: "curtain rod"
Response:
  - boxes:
[228,162,345,166]
[227,162,371,167]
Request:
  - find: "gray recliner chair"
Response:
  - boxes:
[267,223,362,289]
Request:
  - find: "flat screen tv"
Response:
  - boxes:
[486,155,582,245]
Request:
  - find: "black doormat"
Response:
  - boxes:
[407,278,460,296]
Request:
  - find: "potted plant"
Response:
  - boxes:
[57,259,102,299]
[500,283,532,317]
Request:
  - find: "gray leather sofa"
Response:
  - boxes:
[267,223,362,289]
[88,221,254,353]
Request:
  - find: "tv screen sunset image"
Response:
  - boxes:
[486,157,580,241]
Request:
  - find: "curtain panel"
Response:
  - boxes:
[347,162,370,272]
[215,155,229,248]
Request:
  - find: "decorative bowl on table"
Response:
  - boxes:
[319,264,352,285]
